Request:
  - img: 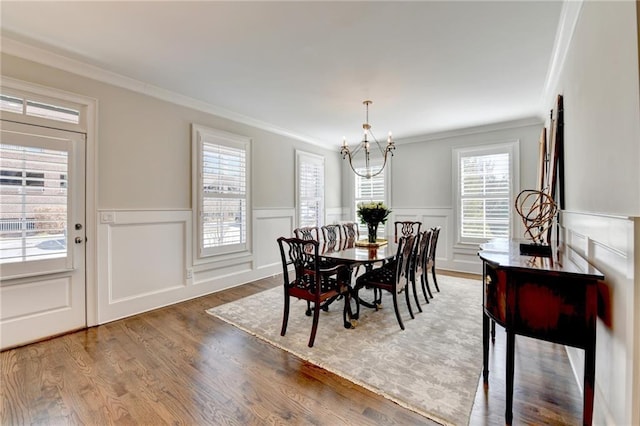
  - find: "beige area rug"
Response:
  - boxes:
[207,275,482,425]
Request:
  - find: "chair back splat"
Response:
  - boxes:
[321,224,342,247]
[342,222,360,241]
[394,221,422,243]
[293,226,320,241]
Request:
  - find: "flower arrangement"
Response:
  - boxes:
[357,202,392,243]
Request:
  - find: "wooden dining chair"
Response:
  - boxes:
[427,226,441,292]
[394,221,422,243]
[354,235,417,330]
[277,237,350,347]
[341,222,360,242]
[294,226,320,241]
[415,228,434,304]
[321,224,342,249]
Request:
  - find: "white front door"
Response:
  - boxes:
[0,121,86,350]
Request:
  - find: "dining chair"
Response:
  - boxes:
[277,236,350,347]
[394,221,422,243]
[321,224,342,249]
[354,235,417,330]
[294,226,320,242]
[427,226,441,292]
[408,230,428,312]
[415,228,434,304]
[341,222,360,242]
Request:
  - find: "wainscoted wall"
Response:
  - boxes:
[390,207,483,275]
[561,211,639,426]
[97,209,291,324]
[97,210,192,323]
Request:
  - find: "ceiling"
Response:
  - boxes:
[1,1,563,147]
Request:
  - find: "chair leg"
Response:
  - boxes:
[281,294,290,336]
[391,291,405,330]
[308,302,321,347]
[411,276,423,312]
[404,285,415,319]
[422,273,433,300]
[432,266,440,292]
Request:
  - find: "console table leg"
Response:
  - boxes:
[505,330,515,425]
[583,340,596,425]
[483,312,490,381]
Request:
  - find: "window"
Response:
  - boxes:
[454,142,519,245]
[0,93,80,124]
[0,143,69,264]
[296,151,324,228]
[354,162,386,236]
[193,125,250,258]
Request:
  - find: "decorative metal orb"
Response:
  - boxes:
[514,190,557,244]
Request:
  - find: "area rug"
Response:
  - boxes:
[206,275,482,425]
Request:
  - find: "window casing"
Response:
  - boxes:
[454,142,519,245]
[192,125,250,258]
[296,151,324,229]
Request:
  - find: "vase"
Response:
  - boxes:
[367,221,379,243]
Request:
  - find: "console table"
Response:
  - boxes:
[478,239,604,425]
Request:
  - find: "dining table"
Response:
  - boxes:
[318,238,398,325]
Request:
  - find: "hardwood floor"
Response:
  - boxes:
[1,272,583,425]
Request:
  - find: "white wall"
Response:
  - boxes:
[546,2,640,424]
[1,52,342,324]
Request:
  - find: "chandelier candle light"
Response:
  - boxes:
[341,100,396,179]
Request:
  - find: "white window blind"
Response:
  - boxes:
[0,143,69,264]
[193,125,250,257]
[354,163,386,236]
[460,152,510,240]
[297,152,324,228]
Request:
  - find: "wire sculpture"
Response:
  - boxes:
[514,189,557,245]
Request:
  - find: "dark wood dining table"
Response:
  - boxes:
[320,239,398,266]
[318,238,398,324]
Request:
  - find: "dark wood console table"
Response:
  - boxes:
[478,239,604,425]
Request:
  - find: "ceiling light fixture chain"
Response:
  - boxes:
[340,100,395,179]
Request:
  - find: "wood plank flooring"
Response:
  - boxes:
[1,272,583,425]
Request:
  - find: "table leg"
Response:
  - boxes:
[505,329,515,425]
[483,312,490,382]
[583,342,595,426]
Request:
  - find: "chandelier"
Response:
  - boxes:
[340,100,395,179]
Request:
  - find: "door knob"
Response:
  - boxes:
[75,237,83,244]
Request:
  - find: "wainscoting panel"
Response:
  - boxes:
[561,211,639,426]
[253,208,295,270]
[97,210,192,323]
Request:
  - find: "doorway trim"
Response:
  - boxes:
[1,76,98,327]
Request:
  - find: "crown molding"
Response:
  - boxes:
[540,0,584,111]
[1,36,326,148]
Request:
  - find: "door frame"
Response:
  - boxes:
[1,76,98,327]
